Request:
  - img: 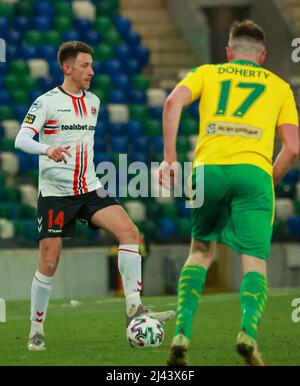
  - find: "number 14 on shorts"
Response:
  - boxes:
[48,209,65,229]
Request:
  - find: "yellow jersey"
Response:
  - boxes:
[176,60,299,175]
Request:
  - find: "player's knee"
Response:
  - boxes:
[40,239,61,274]
[119,223,139,244]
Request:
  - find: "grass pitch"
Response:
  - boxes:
[0,289,299,366]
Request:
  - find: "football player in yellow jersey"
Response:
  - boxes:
[161,20,299,366]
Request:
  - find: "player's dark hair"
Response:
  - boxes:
[229,20,266,46]
[57,41,93,67]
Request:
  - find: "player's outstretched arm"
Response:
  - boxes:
[273,124,299,185]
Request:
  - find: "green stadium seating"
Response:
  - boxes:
[54,16,73,32]
[11,90,30,105]
[92,88,108,103]
[3,187,21,203]
[20,75,39,91]
[4,75,19,91]
[44,31,62,46]
[130,105,149,121]
[94,17,112,34]
[97,0,120,17]
[182,119,198,135]
[93,75,113,93]
[145,119,162,136]
[12,220,26,238]
[0,106,14,120]
[54,1,73,16]
[10,60,28,74]
[25,31,43,46]
[0,2,14,18]
[160,202,177,218]
[0,138,16,152]
[102,28,122,46]
[132,75,150,92]
[93,44,114,61]
[19,204,36,220]
[26,170,39,187]
[176,218,192,237]
[16,1,33,17]
[177,137,191,152]
[0,171,5,187]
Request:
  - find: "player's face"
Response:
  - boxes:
[69,53,94,90]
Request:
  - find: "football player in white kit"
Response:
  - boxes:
[15,41,175,351]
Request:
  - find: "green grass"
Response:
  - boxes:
[0,289,300,366]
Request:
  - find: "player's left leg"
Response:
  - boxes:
[237,254,268,366]
[90,204,175,325]
[167,239,217,366]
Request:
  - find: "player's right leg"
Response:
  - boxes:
[236,254,267,366]
[167,239,216,366]
[28,237,62,351]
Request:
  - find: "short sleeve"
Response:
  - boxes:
[175,66,206,102]
[277,86,299,127]
[20,98,48,135]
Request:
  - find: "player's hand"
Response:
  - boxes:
[159,160,179,190]
[45,146,72,164]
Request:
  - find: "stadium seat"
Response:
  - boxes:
[82,30,101,45]
[181,118,199,135]
[176,218,192,237]
[110,136,128,153]
[3,187,21,204]
[63,30,80,42]
[147,88,167,107]
[97,0,120,17]
[21,45,40,60]
[0,152,18,176]
[125,31,141,47]
[128,90,147,104]
[283,169,300,185]
[0,138,15,152]
[0,17,9,37]
[145,119,162,136]
[114,16,132,36]
[124,200,146,222]
[275,181,296,199]
[131,136,149,152]
[72,1,96,21]
[14,105,28,122]
[54,1,73,17]
[275,198,294,221]
[158,218,178,238]
[28,59,49,79]
[6,45,19,61]
[0,106,14,120]
[11,90,30,105]
[102,28,122,47]
[177,136,191,153]
[0,219,15,239]
[177,200,191,218]
[132,75,150,92]
[124,59,141,75]
[34,2,54,17]
[0,91,11,105]
[54,16,73,32]
[25,30,43,46]
[93,74,112,93]
[19,185,38,208]
[34,16,53,32]
[190,100,200,120]
[286,216,300,237]
[114,44,131,62]
[94,137,107,152]
[151,136,164,153]
[93,44,114,61]
[108,89,127,104]
[126,121,144,137]
[111,74,130,92]
[95,122,108,138]
[14,16,30,32]
[2,120,20,140]
[0,2,14,19]
[131,46,150,67]
[130,152,149,164]
[129,105,149,121]
[94,16,112,34]
[44,30,62,46]
[107,104,129,123]
[10,59,28,74]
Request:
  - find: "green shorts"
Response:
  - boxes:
[191,164,275,260]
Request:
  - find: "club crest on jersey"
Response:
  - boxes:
[91,106,97,116]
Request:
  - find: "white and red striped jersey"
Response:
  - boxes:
[20,86,102,197]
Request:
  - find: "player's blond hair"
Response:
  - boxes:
[228,20,266,56]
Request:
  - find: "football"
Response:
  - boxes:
[127,315,164,348]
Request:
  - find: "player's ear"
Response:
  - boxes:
[226,47,234,62]
[62,62,71,76]
[259,49,267,65]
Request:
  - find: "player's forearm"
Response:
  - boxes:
[273,145,299,185]
[162,98,183,163]
[15,129,49,155]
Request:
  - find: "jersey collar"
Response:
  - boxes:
[58,86,86,99]
[231,59,261,68]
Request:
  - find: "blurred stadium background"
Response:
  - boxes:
[0,0,299,301]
